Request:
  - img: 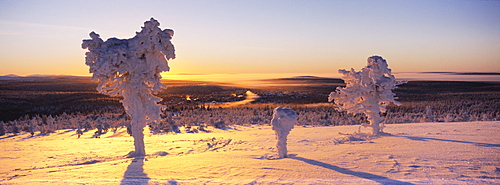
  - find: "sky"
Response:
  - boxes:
[0,0,499,79]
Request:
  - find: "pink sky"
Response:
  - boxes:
[1,0,499,78]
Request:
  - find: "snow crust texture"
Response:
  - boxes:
[82,18,175,156]
[1,122,499,184]
[271,107,298,158]
[329,56,405,135]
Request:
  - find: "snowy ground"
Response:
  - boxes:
[1,121,499,184]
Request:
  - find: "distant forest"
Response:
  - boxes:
[1,77,499,134]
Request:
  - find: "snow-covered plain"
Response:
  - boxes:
[1,121,499,184]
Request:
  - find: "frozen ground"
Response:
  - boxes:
[1,121,499,184]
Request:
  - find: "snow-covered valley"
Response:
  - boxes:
[1,121,499,184]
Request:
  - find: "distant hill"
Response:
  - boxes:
[265,76,344,84]
[0,74,91,80]
[422,72,500,75]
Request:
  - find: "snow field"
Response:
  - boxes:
[1,121,499,184]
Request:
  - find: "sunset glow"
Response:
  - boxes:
[1,0,499,80]
[2,2,500,184]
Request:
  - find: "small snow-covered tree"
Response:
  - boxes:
[12,121,20,135]
[425,106,434,122]
[45,115,56,134]
[82,18,175,157]
[76,124,83,139]
[0,121,6,136]
[28,120,36,136]
[329,56,405,135]
[271,107,298,158]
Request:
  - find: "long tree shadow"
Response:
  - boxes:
[291,156,414,185]
[120,157,150,185]
[395,135,500,147]
[0,134,17,140]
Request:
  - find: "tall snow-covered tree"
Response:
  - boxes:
[329,56,405,135]
[82,18,175,157]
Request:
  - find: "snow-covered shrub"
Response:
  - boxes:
[329,56,406,135]
[271,107,298,158]
[82,18,175,156]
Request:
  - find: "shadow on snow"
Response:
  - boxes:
[120,157,150,185]
[57,129,76,135]
[0,134,17,140]
[396,135,500,147]
[291,156,415,185]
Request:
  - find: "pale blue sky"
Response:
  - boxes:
[0,0,499,77]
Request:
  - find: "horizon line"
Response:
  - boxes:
[2,71,500,77]
[1,72,499,84]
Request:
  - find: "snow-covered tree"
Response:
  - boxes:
[45,115,56,134]
[271,107,298,158]
[425,106,434,122]
[12,121,20,135]
[0,121,6,136]
[82,18,176,156]
[28,120,36,136]
[329,56,405,135]
[76,124,83,139]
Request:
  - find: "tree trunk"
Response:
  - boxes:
[276,131,289,158]
[131,117,146,157]
[126,91,147,157]
[366,112,381,135]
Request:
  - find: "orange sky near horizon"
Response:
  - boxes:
[1,1,499,79]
